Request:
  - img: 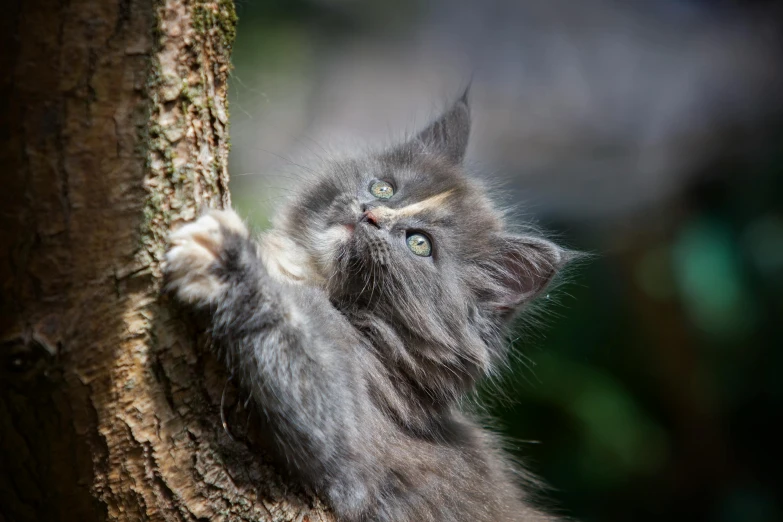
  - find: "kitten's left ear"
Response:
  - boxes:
[488,235,572,317]
[407,88,471,164]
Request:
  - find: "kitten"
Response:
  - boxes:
[165,92,572,522]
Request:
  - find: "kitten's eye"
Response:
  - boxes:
[370,181,394,199]
[406,233,432,257]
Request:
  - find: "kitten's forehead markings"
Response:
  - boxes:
[373,190,455,221]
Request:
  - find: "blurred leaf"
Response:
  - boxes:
[672,217,757,340]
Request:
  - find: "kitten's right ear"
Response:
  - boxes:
[486,234,573,319]
[398,88,471,164]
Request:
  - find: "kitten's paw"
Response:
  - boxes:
[164,209,249,305]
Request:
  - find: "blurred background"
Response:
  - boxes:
[227,0,783,520]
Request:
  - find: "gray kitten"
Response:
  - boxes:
[165,93,572,521]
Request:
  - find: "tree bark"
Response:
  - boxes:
[0,1,333,520]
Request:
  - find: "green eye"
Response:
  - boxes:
[406,233,432,257]
[370,180,394,199]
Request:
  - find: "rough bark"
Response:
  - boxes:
[0,0,333,520]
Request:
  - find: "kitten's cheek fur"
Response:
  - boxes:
[164,209,249,305]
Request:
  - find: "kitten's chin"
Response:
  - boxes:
[261,231,327,287]
[321,223,354,247]
[306,223,355,278]
[260,223,365,291]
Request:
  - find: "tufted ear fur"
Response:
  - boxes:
[487,235,570,318]
[405,89,471,164]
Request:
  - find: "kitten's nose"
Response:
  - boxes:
[361,209,380,228]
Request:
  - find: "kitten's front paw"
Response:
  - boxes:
[164,209,249,305]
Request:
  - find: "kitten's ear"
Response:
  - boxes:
[404,89,471,164]
[488,235,571,317]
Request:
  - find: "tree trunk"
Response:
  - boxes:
[0,1,333,520]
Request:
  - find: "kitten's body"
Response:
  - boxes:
[165,94,571,521]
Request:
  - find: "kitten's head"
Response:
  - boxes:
[263,92,570,391]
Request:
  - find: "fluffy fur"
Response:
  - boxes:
[165,92,572,521]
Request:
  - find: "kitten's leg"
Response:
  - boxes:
[165,210,375,517]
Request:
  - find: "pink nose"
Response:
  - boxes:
[362,209,380,227]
